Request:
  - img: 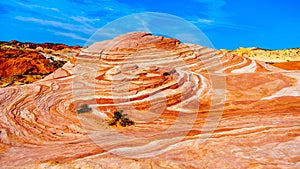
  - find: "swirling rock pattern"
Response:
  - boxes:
[0,32,300,168]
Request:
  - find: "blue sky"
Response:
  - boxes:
[0,0,299,49]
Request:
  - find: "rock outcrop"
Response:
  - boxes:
[7,40,81,51]
[221,47,300,62]
[0,32,299,168]
[0,41,81,87]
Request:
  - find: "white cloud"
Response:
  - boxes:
[188,17,214,29]
[16,2,59,12]
[15,16,97,34]
[189,17,254,31]
[70,16,100,24]
[5,0,146,45]
[54,32,88,41]
[194,0,227,19]
[197,18,214,24]
[190,0,255,31]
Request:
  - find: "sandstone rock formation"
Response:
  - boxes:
[0,41,81,87]
[221,47,300,62]
[0,32,299,168]
[7,40,81,51]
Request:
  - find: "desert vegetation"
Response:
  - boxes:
[107,110,135,127]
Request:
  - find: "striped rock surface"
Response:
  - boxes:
[0,32,299,168]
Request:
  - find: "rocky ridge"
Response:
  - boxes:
[0,40,81,87]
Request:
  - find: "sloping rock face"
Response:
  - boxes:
[0,32,300,168]
[0,49,61,77]
[0,41,81,87]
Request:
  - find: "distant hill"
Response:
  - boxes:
[221,47,300,62]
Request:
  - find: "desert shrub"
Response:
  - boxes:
[51,60,66,68]
[76,104,92,113]
[107,110,134,127]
